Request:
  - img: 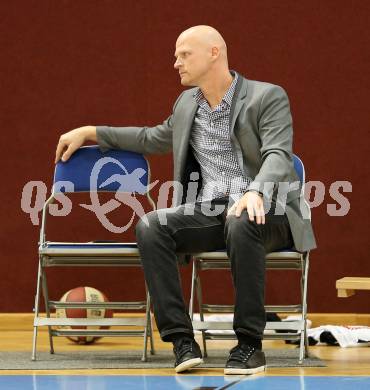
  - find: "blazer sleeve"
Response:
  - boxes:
[248,85,295,200]
[96,92,184,155]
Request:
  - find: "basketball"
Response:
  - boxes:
[56,286,113,344]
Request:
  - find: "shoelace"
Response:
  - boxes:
[228,344,256,363]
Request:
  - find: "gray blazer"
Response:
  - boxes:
[96,72,317,252]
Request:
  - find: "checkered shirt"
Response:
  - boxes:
[190,73,252,201]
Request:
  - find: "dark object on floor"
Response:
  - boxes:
[266,313,281,322]
[285,337,318,346]
[319,331,339,346]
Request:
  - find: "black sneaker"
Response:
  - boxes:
[224,344,266,375]
[173,337,203,373]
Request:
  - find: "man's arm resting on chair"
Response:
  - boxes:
[54,92,184,164]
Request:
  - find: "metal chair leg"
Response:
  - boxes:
[31,326,38,362]
[148,311,155,355]
[146,289,155,355]
[304,324,309,357]
[299,327,305,364]
[41,267,54,354]
[31,260,42,361]
[142,330,148,361]
[189,259,196,320]
[142,289,151,362]
[303,252,310,358]
[195,263,208,358]
[299,252,310,364]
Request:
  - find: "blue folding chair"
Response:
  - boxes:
[32,145,156,361]
[189,154,311,364]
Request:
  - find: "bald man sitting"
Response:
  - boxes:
[55,25,316,375]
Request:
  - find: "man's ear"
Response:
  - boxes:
[211,46,220,60]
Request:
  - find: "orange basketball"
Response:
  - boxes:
[56,286,113,344]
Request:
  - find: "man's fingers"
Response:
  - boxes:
[260,204,265,224]
[235,201,245,217]
[227,194,266,224]
[255,207,261,224]
[61,144,75,162]
[255,201,265,224]
[246,203,255,221]
[254,202,265,224]
[55,127,86,163]
[55,140,66,163]
[255,202,261,224]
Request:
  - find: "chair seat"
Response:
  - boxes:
[193,249,302,260]
[39,242,139,257]
[193,249,304,270]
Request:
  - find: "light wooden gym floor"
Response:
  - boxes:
[0,313,369,376]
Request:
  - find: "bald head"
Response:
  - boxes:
[177,25,228,61]
[174,25,230,87]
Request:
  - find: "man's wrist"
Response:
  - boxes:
[83,126,97,142]
[247,189,263,198]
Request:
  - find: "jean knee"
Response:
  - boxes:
[135,210,160,240]
[225,212,259,242]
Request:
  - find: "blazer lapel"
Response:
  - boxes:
[175,95,198,181]
[229,74,248,171]
[230,73,247,136]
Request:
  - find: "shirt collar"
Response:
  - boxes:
[193,71,238,108]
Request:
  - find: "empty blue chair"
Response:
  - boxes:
[32,145,156,361]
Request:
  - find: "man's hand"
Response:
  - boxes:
[227,191,265,224]
[55,126,97,163]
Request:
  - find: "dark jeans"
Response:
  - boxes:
[135,198,294,342]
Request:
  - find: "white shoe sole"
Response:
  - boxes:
[175,357,204,373]
[224,365,266,375]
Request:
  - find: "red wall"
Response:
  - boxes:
[1,1,369,313]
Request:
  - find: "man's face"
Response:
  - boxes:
[174,35,212,87]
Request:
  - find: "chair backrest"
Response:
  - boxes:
[292,154,305,186]
[53,146,151,194]
[292,153,311,221]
